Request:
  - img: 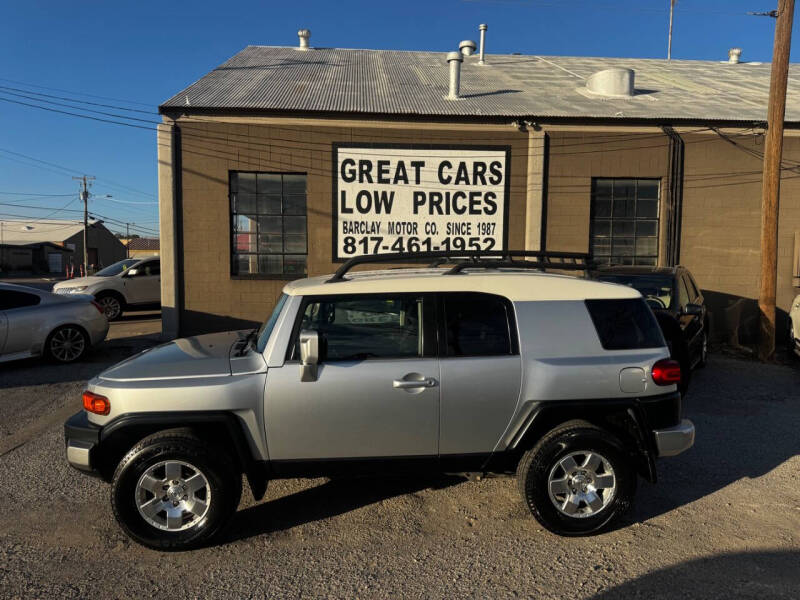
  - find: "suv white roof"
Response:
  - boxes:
[283,268,641,302]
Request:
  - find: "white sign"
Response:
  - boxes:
[333,145,509,260]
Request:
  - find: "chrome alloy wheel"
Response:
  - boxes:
[136,461,211,531]
[547,451,616,518]
[98,296,121,320]
[49,327,86,362]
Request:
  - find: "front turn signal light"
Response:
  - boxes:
[83,391,110,415]
[651,359,681,386]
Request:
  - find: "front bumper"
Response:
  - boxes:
[64,411,101,473]
[653,419,695,457]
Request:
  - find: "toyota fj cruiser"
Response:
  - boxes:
[64,251,695,550]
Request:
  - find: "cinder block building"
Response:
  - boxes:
[157,29,800,343]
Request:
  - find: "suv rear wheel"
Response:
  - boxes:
[111,429,242,550]
[516,420,636,536]
[95,292,124,321]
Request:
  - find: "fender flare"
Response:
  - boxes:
[98,410,269,499]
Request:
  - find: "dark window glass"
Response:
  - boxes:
[595,274,673,309]
[0,289,41,310]
[585,298,665,350]
[230,172,307,277]
[299,296,424,361]
[677,276,691,308]
[684,273,699,299]
[591,178,660,266]
[444,293,513,357]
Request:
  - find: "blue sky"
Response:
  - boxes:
[0,0,794,238]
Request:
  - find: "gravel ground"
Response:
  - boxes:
[0,341,798,599]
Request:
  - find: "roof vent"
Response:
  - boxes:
[297,29,311,51]
[459,40,477,56]
[478,24,487,64]
[446,51,463,100]
[728,47,742,64]
[585,68,635,98]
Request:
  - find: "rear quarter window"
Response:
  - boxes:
[585,298,665,350]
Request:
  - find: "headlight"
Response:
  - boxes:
[68,286,88,293]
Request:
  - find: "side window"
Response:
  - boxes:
[0,290,41,310]
[146,261,160,276]
[298,295,427,361]
[443,293,515,357]
[684,273,699,300]
[676,276,691,308]
[585,298,665,350]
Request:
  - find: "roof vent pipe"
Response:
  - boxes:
[459,40,477,56]
[447,51,463,100]
[478,24,487,64]
[297,29,311,50]
[586,68,635,97]
[728,47,742,64]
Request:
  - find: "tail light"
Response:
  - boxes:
[83,391,110,415]
[91,300,104,315]
[651,359,681,386]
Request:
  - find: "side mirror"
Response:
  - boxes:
[299,330,319,382]
[684,303,702,317]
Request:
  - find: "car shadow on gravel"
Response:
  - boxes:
[590,550,800,599]
[221,475,465,544]
[628,355,800,526]
[0,333,160,389]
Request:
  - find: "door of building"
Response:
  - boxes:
[47,253,62,273]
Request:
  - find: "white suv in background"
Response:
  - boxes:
[53,257,160,320]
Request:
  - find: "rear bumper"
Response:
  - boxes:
[653,419,695,457]
[64,411,101,473]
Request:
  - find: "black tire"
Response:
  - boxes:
[516,420,636,536]
[44,324,89,363]
[111,429,242,551]
[95,292,124,321]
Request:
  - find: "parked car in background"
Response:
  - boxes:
[591,265,708,394]
[52,257,160,321]
[0,282,108,363]
[65,252,694,550]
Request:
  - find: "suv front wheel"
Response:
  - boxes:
[111,429,242,550]
[517,421,636,536]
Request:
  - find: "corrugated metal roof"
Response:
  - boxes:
[0,219,95,245]
[127,237,160,251]
[160,46,800,122]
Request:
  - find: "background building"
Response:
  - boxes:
[157,33,800,344]
[122,237,160,259]
[0,218,126,274]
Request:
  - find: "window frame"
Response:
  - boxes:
[437,292,520,358]
[589,177,661,266]
[229,170,308,280]
[285,292,439,363]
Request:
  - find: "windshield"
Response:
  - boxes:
[596,274,674,310]
[256,293,288,353]
[94,259,140,277]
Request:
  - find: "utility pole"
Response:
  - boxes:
[758,0,795,361]
[72,175,95,275]
[668,0,676,60]
[125,222,131,257]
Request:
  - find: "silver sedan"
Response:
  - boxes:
[0,282,109,363]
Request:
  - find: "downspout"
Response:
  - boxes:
[662,126,684,266]
[171,123,185,336]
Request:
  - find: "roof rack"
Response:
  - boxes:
[326,250,594,283]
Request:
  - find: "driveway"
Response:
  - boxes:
[0,348,798,599]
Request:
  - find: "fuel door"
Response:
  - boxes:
[619,367,647,393]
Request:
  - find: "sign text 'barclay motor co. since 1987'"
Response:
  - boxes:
[333,145,509,259]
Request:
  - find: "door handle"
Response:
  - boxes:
[393,377,437,389]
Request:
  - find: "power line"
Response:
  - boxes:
[0,76,154,107]
[0,85,156,115]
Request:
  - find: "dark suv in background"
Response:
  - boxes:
[592,265,708,394]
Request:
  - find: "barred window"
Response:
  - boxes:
[230,172,307,277]
[591,178,659,266]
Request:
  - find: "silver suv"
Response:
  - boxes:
[64,252,695,550]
